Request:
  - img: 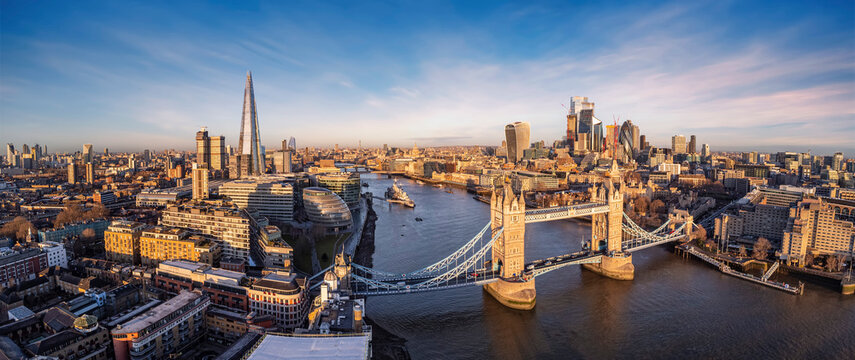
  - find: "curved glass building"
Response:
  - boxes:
[504,122,531,163]
[619,120,635,162]
[302,187,353,234]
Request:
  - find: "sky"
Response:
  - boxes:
[1,0,854,155]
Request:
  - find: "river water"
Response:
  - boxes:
[361,175,855,359]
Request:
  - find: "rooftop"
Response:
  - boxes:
[245,334,370,360]
[113,291,204,335]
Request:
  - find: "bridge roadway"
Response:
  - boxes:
[524,202,610,223]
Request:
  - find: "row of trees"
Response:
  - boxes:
[0,216,36,241]
[54,204,110,228]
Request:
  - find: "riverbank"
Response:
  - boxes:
[353,194,412,360]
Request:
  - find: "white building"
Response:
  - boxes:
[38,241,68,268]
[219,176,295,223]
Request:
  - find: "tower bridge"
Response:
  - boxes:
[310,174,694,310]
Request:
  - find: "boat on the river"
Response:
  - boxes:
[385,181,415,208]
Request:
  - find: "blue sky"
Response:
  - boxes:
[1,0,853,155]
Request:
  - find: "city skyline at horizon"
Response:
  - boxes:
[2,1,854,154]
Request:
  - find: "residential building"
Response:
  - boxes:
[192,167,209,200]
[111,290,209,360]
[160,204,257,261]
[105,220,148,264]
[139,226,222,267]
[0,248,48,285]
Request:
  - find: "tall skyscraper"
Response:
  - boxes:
[639,135,648,149]
[68,163,79,184]
[85,163,95,184]
[504,122,531,163]
[701,144,710,158]
[83,144,93,164]
[5,144,14,166]
[288,137,296,151]
[688,135,697,154]
[578,109,603,152]
[238,71,263,176]
[671,135,686,155]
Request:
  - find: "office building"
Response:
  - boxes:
[832,152,844,171]
[743,151,758,164]
[112,290,209,360]
[618,120,636,162]
[701,144,710,158]
[671,135,686,155]
[578,109,603,152]
[239,71,263,176]
[38,220,110,243]
[105,220,149,264]
[196,127,227,171]
[504,122,531,163]
[688,135,697,154]
[139,226,222,267]
[303,187,353,234]
[247,272,310,329]
[160,204,257,261]
[219,177,295,223]
[192,167,209,200]
[782,197,855,266]
[315,172,361,210]
[5,144,13,166]
[83,144,93,164]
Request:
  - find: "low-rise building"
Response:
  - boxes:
[111,290,209,360]
[247,272,310,330]
[153,260,248,311]
[38,219,109,243]
[302,187,353,234]
[38,241,68,268]
[782,197,855,266]
[0,248,48,285]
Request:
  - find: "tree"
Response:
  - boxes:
[738,245,748,258]
[752,237,772,260]
[804,248,815,267]
[693,227,708,242]
[81,228,96,240]
[85,204,110,219]
[0,216,36,241]
[634,197,650,214]
[55,204,86,228]
[650,199,666,214]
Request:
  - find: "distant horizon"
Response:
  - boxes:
[2,1,853,155]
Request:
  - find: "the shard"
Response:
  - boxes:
[239,71,263,176]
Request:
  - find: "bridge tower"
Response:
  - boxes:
[484,184,536,310]
[669,209,694,240]
[583,178,635,280]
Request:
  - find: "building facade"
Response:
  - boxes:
[219,177,295,223]
[160,204,256,261]
[302,187,353,234]
[105,220,148,265]
[247,272,309,330]
[111,290,209,360]
[315,172,361,210]
[504,122,531,163]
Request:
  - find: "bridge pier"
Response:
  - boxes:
[484,279,536,310]
[582,253,635,280]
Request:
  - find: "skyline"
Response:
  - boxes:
[1,1,854,154]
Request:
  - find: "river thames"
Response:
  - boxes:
[360,175,855,359]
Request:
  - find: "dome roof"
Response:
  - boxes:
[324,270,337,282]
[73,315,98,331]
